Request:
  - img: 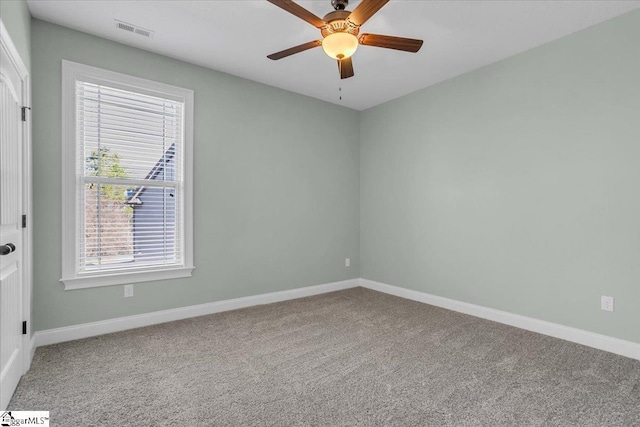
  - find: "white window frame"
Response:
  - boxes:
[61,60,194,290]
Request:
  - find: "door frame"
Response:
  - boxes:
[0,19,33,375]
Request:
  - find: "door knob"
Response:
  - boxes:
[0,243,16,255]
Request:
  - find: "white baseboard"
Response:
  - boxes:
[33,278,359,348]
[360,278,640,361]
[31,277,640,362]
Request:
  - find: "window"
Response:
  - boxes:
[61,61,194,289]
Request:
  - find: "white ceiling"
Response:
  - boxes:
[27,0,640,110]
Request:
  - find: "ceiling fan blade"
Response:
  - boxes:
[267,40,323,60]
[358,33,423,53]
[347,0,390,26]
[338,57,354,79]
[267,0,327,28]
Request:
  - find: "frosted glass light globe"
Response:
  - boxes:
[322,32,358,59]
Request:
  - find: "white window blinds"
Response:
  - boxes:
[76,80,184,274]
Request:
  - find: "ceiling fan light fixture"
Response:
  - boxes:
[266,0,423,79]
[322,32,358,60]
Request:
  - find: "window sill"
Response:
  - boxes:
[61,266,195,290]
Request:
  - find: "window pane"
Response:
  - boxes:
[82,183,179,271]
[78,82,182,181]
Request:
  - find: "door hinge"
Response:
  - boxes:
[22,214,27,228]
[22,321,27,335]
[21,106,31,122]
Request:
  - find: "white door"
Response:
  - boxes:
[0,31,25,410]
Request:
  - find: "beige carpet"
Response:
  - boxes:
[9,287,640,426]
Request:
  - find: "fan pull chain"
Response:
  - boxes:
[338,58,343,101]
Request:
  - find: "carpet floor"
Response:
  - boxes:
[9,287,640,426]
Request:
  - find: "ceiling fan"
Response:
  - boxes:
[266,0,423,79]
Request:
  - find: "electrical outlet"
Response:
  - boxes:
[601,295,614,312]
[124,284,134,298]
[345,258,350,267]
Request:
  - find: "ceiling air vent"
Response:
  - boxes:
[114,20,154,38]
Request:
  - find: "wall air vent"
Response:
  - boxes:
[114,20,154,38]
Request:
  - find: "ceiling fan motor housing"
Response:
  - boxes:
[321,10,359,37]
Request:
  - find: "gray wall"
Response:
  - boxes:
[360,10,640,344]
[0,0,30,70]
[32,19,360,331]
